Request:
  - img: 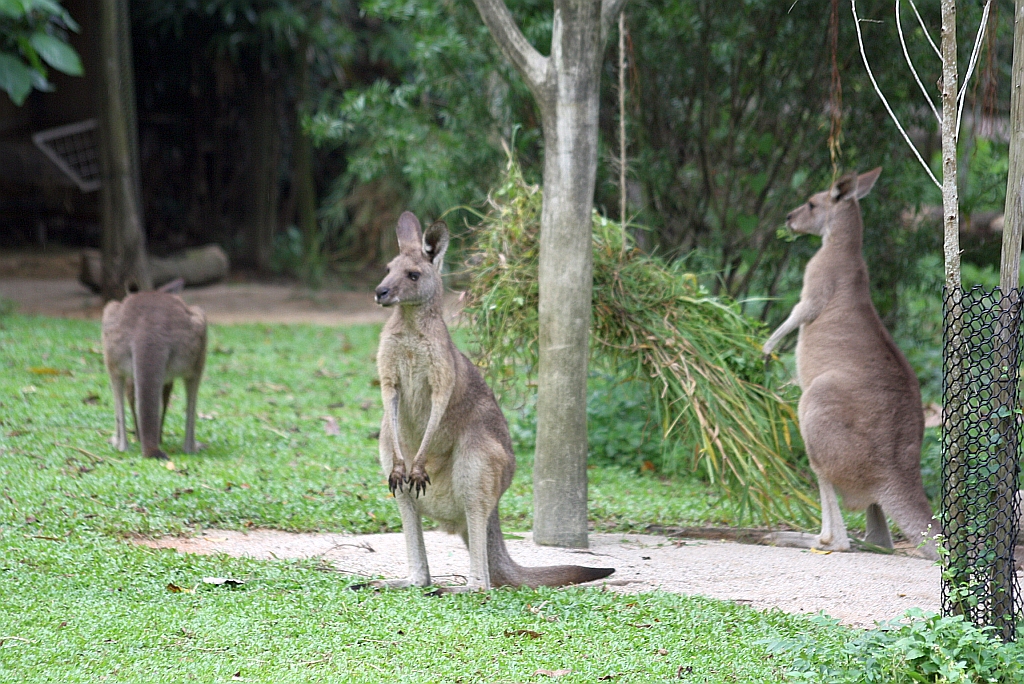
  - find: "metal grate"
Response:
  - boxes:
[942,286,1022,641]
[31,119,101,193]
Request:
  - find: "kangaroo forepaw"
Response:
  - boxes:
[388,466,406,495]
[409,469,430,498]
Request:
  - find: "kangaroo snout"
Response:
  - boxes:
[375,286,396,306]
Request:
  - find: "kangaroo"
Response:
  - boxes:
[372,212,614,590]
[762,168,938,560]
[102,278,207,459]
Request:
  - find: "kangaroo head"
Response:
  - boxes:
[374,211,449,308]
[786,167,882,236]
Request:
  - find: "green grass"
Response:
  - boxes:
[0,315,742,538]
[0,314,848,682]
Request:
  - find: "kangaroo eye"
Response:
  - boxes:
[808,201,816,210]
[408,272,420,282]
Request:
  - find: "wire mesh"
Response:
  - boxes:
[32,119,101,192]
[941,286,1022,641]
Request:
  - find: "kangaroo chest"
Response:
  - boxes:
[387,334,445,443]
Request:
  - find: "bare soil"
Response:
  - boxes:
[138,528,940,628]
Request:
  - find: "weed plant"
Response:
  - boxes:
[460,157,818,528]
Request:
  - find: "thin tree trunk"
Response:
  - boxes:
[941,0,960,290]
[292,32,319,286]
[249,71,281,272]
[991,0,1024,641]
[472,0,626,548]
[97,0,150,299]
[1001,0,1024,293]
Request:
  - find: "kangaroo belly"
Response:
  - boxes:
[411,462,464,533]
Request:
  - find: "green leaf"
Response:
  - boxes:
[28,32,82,76]
[0,53,33,105]
[0,0,26,19]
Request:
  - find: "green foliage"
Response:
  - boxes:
[768,609,1024,683]
[0,0,80,105]
[461,157,818,528]
[507,372,665,472]
[309,0,545,229]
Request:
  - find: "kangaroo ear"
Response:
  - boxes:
[831,173,858,201]
[422,220,449,269]
[854,167,882,199]
[396,212,423,254]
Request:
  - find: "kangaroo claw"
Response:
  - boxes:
[388,467,406,494]
[409,470,430,498]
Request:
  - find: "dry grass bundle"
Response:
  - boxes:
[460,157,819,528]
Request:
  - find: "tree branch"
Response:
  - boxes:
[601,0,629,44]
[471,0,549,94]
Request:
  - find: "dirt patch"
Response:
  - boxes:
[137,529,940,628]
[0,278,459,326]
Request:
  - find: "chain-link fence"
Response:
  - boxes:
[942,286,1022,641]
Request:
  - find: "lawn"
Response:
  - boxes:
[0,313,849,682]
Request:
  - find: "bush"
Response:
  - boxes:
[461,154,818,527]
[767,609,1024,683]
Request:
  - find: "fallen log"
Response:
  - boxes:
[79,245,229,293]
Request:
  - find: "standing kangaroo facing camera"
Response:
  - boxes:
[372,212,614,590]
[102,278,207,460]
[763,169,938,560]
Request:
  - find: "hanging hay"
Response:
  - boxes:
[459,156,819,528]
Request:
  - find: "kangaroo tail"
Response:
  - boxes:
[879,484,939,561]
[132,342,169,459]
[486,510,614,588]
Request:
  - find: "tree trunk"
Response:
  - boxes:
[292,32,319,286]
[472,0,626,548]
[530,3,604,548]
[1001,0,1024,293]
[249,71,282,272]
[940,0,960,290]
[97,0,150,299]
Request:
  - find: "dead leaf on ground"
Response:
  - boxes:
[809,548,832,555]
[598,674,623,681]
[202,577,245,587]
[166,583,195,594]
[82,394,100,405]
[28,366,70,376]
[165,461,176,471]
[328,401,345,409]
[534,669,572,678]
[231,672,244,681]
[322,416,341,436]
[360,400,374,411]
[198,412,217,420]
[504,629,542,639]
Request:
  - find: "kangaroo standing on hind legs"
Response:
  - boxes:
[371,212,614,591]
[762,169,938,560]
[102,278,207,460]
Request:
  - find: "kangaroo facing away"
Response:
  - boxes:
[763,169,938,560]
[372,212,614,590]
[102,278,207,459]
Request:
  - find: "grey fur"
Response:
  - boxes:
[763,169,938,560]
[101,280,207,459]
[372,211,614,590]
